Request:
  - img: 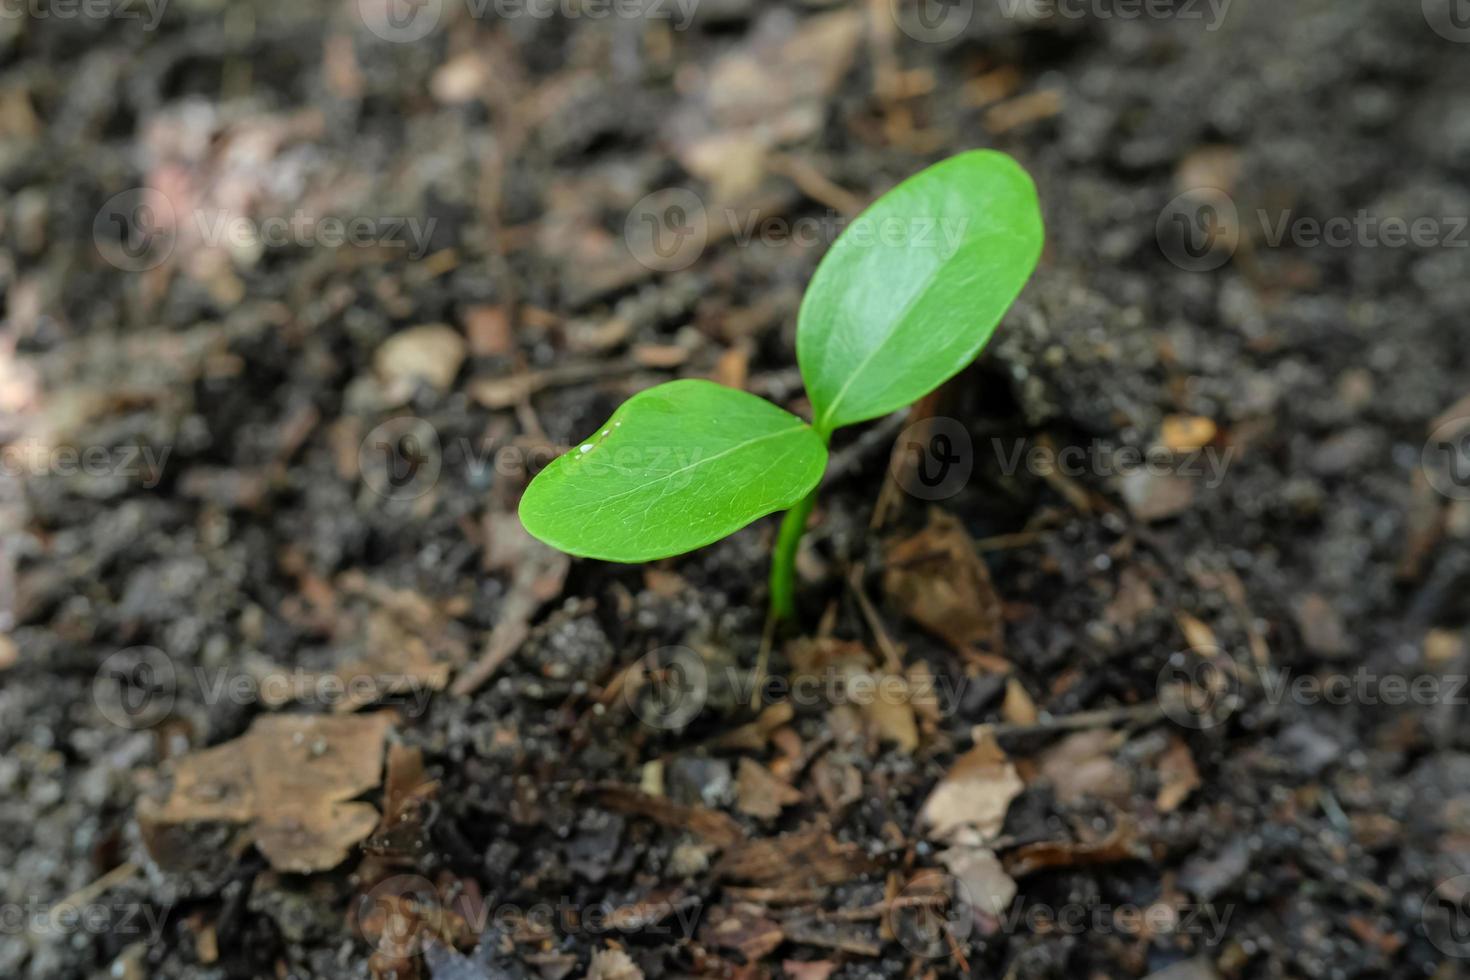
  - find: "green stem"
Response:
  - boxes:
[769,428,830,621]
[769,489,817,621]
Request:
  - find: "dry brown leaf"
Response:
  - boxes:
[735,758,803,820]
[1037,730,1131,806]
[863,673,919,751]
[884,509,1006,669]
[939,847,1016,918]
[1426,628,1466,666]
[1120,471,1195,522]
[586,948,644,980]
[596,784,744,848]
[153,740,256,825]
[1175,611,1218,653]
[786,638,917,749]
[254,802,382,874]
[906,661,943,727]
[374,324,465,397]
[1176,145,1241,195]
[1006,819,1142,877]
[716,827,875,889]
[1105,567,1158,632]
[1292,593,1350,658]
[701,903,784,962]
[782,960,838,980]
[364,744,438,860]
[810,755,862,815]
[713,703,796,752]
[918,731,1022,845]
[1002,678,1038,727]
[1155,737,1201,813]
[141,713,394,873]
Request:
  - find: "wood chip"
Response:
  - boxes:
[462,304,514,356]
[1159,415,1218,452]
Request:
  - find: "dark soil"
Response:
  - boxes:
[3,1,1470,978]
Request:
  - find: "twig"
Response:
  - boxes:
[48,862,139,930]
[847,563,904,673]
[749,611,777,712]
[973,530,1047,552]
[822,411,908,487]
[767,153,866,217]
[978,703,1164,739]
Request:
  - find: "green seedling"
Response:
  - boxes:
[520,150,1044,619]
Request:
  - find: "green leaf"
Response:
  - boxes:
[798,150,1044,434]
[518,380,828,562]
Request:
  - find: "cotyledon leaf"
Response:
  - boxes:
[798,150,1044,434]
[518,379,828,562]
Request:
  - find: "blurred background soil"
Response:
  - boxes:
[3,0,1470,977]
